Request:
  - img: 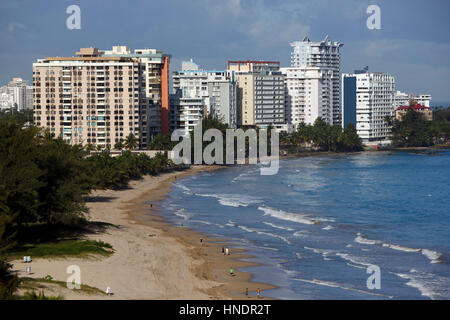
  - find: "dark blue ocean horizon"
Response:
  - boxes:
[156,150,450,299]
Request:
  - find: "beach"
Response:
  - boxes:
[11,165,273,299]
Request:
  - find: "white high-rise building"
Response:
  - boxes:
[281,66,334,126]
[393,90,431,108]
[170,60,237,134]
[0,78,33,111]
[342,70,395,143]
[290,36,343,124]
[0,86,15,111]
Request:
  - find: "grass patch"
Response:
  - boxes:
[18,277,105,299]
[7,239,114,259]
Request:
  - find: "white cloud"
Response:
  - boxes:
[7,22,26,32]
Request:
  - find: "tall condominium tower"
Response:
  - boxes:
[290,35,343,125]
[281,66,333,126]
[0,78,33,111]
[227,60,285,129]
[171,60,237,134]
[342,69,395,143]
[32,46,170,149]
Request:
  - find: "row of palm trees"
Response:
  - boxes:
[84,133,139,152]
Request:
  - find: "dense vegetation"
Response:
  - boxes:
[280,118,363,152]
[0,115,182,299]
[387,108,450,147]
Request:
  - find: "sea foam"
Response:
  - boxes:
[258,206,320,225]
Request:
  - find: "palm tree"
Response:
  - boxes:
[85,143,96,152]
[114,141,124,151]
[124,133,138,150]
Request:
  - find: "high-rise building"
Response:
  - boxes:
[290,35,343,124]
[393,90,431,108]
[170,60,236,134]
[227,60,285,129]
[281,66,333,126]
[32,46,170,149]
[0,78,33,111]
[342,69,395,143]
[0,86,15,111]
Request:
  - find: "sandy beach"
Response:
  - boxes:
[11,166,274,299]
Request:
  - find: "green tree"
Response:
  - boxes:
[124,133,138,150]
[149,134,174,151]
[114,141,124,151]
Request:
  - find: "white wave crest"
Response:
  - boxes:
[355,233,382,245]
[197,193,261,207]
[236,225,291,244]
[293,278,393,298]
[258,206,320,225]
[263,221,295,231]
[421,249,442,264]
[173,208,191,220]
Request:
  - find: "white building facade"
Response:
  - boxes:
[342,71,395,143]
[394,90,432,108]
[281,66,334,126]
[170,60,237,134]
[290,36,343,125]
[0,78,33,111]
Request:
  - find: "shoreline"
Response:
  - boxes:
[11,165,274,299]
[129,166,276,299]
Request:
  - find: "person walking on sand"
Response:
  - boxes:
[230,267,234,276]
[257,288,261,298]
[221,246,224,254]
[225,247,229,256]
[245,288,248,297]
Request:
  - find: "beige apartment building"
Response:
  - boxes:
[32,46,170,149]
[227,61,285,128]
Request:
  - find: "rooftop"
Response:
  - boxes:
[397,103,431,110]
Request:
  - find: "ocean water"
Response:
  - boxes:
[155,150,450,299]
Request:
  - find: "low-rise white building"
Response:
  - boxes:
[342,70,395,143]
[394,90,431,108]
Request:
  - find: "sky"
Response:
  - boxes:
[1,0,449,102]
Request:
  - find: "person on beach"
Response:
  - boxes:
[225,248,229,255]
[230,267,234,276]
[257,288,261,298]
[245,288,248,297]
[221,247,224,254]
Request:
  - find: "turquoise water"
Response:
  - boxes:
[156,151,450,299]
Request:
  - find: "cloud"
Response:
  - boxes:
[361,38,450,67]
[207,0,244,18]
[7,22,26,32]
